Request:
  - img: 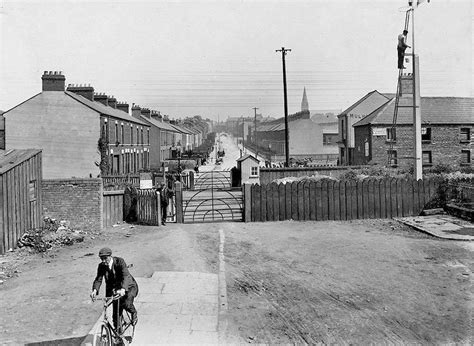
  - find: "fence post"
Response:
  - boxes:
[157,190,162,226]
[175,181,183,223]
[189,171,194,190]
[244,184,252,222]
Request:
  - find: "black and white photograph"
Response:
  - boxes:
[0,0,472,344]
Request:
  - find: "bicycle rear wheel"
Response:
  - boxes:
[92,322,113,346]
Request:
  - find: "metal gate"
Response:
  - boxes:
[181,171,243,223]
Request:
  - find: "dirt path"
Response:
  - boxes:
[222,220,473,344]
[1,219,472,345]
[0,223,219,344]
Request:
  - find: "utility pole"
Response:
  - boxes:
[409,0,427,180]
[253,107,259,158]
[276,47,291,167]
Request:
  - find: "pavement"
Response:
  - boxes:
[82,271,222,345]
[396,214,474,241]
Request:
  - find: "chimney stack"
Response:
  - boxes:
[141,108,151,118]
[151,110,163,122]
[42,71,65,91]
[94,93,108,106]
[116,102,129,114]
[400,73,413,96]
[131,104,142,119]
[66,83,94,101]
[163,114,170,123]
[107,96,117,109]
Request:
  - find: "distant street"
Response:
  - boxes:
[199,133,241,172]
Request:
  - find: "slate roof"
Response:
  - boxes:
[354,97,474,127]
[137,115,179,132]
[340,90,392,117]
[236,154,259,162]
[0,149,42,174]
[65,91,148,126]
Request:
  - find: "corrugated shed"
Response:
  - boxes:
[354,97,474,126]
[0,149,42,174]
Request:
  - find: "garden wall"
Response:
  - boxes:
[42,178,102,231]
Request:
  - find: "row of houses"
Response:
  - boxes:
[232,74,472,170]
[338,74,472,169]
[0,71,212,179]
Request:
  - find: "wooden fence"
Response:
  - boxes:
[135,189,161,226]
[246,178,440,222]
[102,174,140,190]
[103,190,124,228]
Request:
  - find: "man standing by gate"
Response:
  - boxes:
[159,182,172,225]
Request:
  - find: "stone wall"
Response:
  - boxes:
[42,178,103,231]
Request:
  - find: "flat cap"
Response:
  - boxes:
[98,247,112,256]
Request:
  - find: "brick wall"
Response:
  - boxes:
[42,178,103,231]
[368,125,473,169]
[259,165,370,184]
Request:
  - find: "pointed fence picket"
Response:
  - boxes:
[248,178,441,222]
[133,188,161,226]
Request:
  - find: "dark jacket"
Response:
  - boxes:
[92,256,138,297]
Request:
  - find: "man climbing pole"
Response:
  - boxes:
[397,29,411,69]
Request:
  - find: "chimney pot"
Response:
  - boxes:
[116,101,129,114]
[42,70,66,91]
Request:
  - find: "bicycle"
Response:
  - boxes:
[92,292,136,346]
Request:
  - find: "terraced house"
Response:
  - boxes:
[3,71,150,178]
[353,96,473,169]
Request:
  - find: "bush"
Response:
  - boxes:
[339,170,358,181]
[429,163,455,174]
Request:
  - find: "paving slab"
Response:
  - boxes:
[396,215,474,241]
[82,271,219,345]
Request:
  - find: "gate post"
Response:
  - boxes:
[243,184,252,222]
[175,181,184,223]
[156,190,162,226]
[189,171,195,190]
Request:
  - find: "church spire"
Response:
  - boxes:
[301,87,309,112]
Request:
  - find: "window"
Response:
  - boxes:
[114,123,118,143]
[121,124,124,144]
[461,150,471,165]
[386,127,396,141]
[141,129,144,145]
[364,140,369,157]
[251,166,258,176]
[323,134,336,145]
[421,127,431,142]
[137,128,139,145]
[422,151,432,166]
[130,124,133,144]
[147,129,150,145]
[29,180,37,201]
[113,155,120,174]
[387,150,397,166]
[104,119,109,142]
[460,128,471,142]
[341,119,345,140]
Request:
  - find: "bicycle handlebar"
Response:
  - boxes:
[91,294,121,303]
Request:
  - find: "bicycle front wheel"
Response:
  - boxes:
[92,322,113,346]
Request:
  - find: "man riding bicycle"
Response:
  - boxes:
[90,247,139,328]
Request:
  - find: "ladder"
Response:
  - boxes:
[388,9,412,166]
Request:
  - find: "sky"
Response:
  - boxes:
[0,0,472,121]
